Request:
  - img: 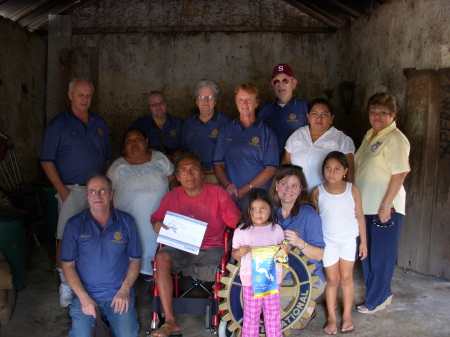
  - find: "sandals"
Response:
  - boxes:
[290,309,316,330]
[151,323,182,337]
[357,295,393,314]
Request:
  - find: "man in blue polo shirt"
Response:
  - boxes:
[181,79,231,183]
[129,91,183,158]
[40,78,112,307]
[258,64,309,159]
[61,175,141,337]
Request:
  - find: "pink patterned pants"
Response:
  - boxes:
[242,285,282,337]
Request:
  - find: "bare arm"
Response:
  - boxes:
[283,230,324,261]
[41,162,71,202]
[214,163,238,198]
[62,261,97,317]
[378,172,409,221]
[236,167,277,200]
[346,153,355,182]
[280,151,291,166]
[111,258,140,314]
[310,187,319,211]
[352,184,367,260]
[232,246,251,261]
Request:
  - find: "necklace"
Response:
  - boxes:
[324,182,346,195]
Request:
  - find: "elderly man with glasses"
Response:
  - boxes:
[61,174,142,337]
[259,64,309,160]
[129,91,184,157]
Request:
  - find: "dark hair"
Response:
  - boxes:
[122,128,147,144]
[322,151,350,182]
[367,92,397,114]
[86,174,113,190]
[239,189,278,230]
[173,151,206,174]
[309,98,334,115]
[269,164,315,216]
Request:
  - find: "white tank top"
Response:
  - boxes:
[318,182,359,243]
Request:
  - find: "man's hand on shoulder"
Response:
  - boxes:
[152,220,168,233]
[111,287,131,315]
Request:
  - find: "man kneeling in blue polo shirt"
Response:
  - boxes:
[61,175,142,337]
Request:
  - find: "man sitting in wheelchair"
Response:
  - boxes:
[151,152,241,337]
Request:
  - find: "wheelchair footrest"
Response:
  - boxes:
[152,296,218,315]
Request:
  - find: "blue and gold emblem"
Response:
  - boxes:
[97,128,104,137]
[289,114,296,120]
[114,232,122,240]
[252,137,259,144]
[170,130,177,137]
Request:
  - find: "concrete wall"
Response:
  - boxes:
[69,0,332,155]
[326,0,450,144]
[0,17,46,190]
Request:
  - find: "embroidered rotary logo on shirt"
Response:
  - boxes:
[209,129,219,138]
[170,130,177,137]
[371,142,382,152]
[97,128,104,137]
[114,232,122,240]
[288,114,298,122]
[249,137,261,147]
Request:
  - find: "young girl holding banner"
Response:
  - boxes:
[232,189,290,337]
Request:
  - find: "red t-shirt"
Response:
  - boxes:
[151,182,241,249]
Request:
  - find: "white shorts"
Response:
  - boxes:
[323,238,358,267]
[56,185,88,240]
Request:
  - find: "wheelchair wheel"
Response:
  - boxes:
[218,248,318,337]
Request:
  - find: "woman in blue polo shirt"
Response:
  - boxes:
[181,79,231,184]
[213,82,279,207]
[269,164,325,330]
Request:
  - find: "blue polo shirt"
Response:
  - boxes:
[129,114,183,152]
[61,208,142,302]
[213,118,279,191]
[275,205,325,282]
[258,97,309,158]
[40,109,112,185]
[181,111,232,169]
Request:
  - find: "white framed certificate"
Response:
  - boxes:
[157,211,207,255]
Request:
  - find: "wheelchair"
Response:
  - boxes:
[147,229,234,335]
[218,247,318,337]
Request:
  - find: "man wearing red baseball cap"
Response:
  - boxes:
[259,64,309,159]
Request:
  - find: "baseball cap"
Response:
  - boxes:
[272,64,294,78]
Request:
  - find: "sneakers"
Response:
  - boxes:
[59,281,74,308]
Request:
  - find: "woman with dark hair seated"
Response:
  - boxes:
[107,128,178,279]
[269,164,325,330]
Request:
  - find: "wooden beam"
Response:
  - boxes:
[326,0,362,19]
[72,26,336,35]
[283,0,343,29]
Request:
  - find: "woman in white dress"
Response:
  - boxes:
[107,128,178,278]
[281,98,355,191]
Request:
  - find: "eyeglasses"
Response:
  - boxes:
[373,208,395,227]
[271,78,291,86]
[197,95,214,101]
[369,110,392,117]
[87,189,110,197]
[149,100,165,107]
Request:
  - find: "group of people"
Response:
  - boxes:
[39,61,410,337]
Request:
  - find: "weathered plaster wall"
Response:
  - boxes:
[69,0,332,155]
[0,17,46,190]
[326,0,450,144]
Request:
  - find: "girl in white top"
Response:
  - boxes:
[311,151,367,335]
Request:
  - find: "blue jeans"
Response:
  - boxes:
[69,297,139,337]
